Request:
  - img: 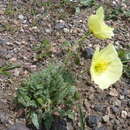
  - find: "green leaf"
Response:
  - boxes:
[124,10,130,17]
[80,0,95,7]
[61,41,72,50]
[75,7,80,14]
[118,49,130,78]
[62,70,75,84]
[32,112,40,129]
[118,49,130,62]
[0,70,10,76]
[64,110,75,120]
[124,65,130,78]
[78,105,85,130]
[36,98,44,105]
[33,39,52,60]
[0,64,20,76]
[44,112,53,130]
[126,52,130,60]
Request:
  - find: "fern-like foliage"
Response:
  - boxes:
[15,64,78,130]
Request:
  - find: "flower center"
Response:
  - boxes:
[94,60,109,74]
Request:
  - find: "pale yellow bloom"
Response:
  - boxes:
[90,44,123,89]
[88,7,114,39]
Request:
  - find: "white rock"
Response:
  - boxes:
[18,14,24,20]
[45,28,52,33]
[109,88,118,97]
[121,110,127,119]
[64,28,69,33]
[119,95,124,100]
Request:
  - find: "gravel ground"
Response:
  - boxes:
[0,0,130,130]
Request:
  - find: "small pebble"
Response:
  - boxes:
[18,14,24,20]
[127,100,130,107]
[0,39,8,45]
[119,95,124,100]
[122,88,128,96]
[94,104,104,112]
[102,115,109,123]
[9,57,17,62]
[109,88,118,97]
[67,122,74,130]
[22,20,27,24]
[121,100,128,107]
[121,111,127,119]
[86,115,101,128]
[0,112,9,124]
[113,99,121,106]
[45,28,52,33]
[63,28,69,33]
[111,106,119,114]
[55,23,65,30]
[82,47,94,59]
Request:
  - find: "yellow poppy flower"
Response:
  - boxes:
[88,7,114,39]
[90,44,123,89]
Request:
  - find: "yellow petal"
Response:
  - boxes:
[96,6,104,20]
[90,44,123,89]
[88,7,114,39]
[88,15,102,33]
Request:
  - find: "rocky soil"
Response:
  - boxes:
[0,0,130,130]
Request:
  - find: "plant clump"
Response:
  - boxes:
[15,64,78,130]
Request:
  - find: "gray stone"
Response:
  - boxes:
[0,39,8,45]
[0,112,9,124]
[7,123,30,130]
[0,48,7,58]
[67,122,74,130]
[86,115,102,128]
[122,88,128,96]
[50,118,67,130]
[94,104,104,112]
[111,106,119,114]
[127,100,130,107]
[85,48,94,59]
[55,23,65,30]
